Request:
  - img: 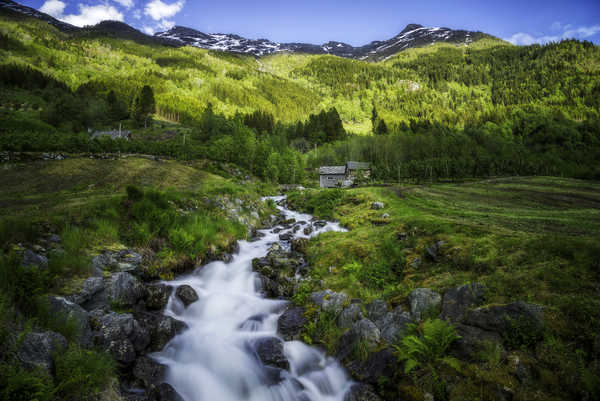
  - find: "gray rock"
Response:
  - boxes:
[148,383,185,401]
[277,306,307,340]
[138,314,186,352]
[254,337,289,370]
[365,299,388,325]
[107,338,136,364]
[93,311,149,361]
[409,288,441,321]
[381,213,390,219]
[22,249,48,269]
[303,226,313,235]
[346,347,396,386]
[92,252,118,274]
[310,290,348,315]
[175,285,199,307]
[48,296,91,346]
[426,241,445,262]
[313,220,327,228]
[109,272,144,307]
[71,277,105,305]
[337,303,364,329]
[441,283,486,323]
[379,306,412,344]
[133,356,167,388]
[48,234,62,243]
[145,284,172,311]
[451,323,502,360]
[343,383,382,401]
[17,331,67,372]
[279,232,294,241]
[337,318,380,361]
[463,302,544,339]
[409,257,422,269]
[370,202,384,210]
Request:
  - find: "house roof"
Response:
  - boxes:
[346,161,370,170]
[319,166,346,175]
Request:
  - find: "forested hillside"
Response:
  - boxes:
[1,9,600,181]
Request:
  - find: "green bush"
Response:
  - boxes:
[0,365,54,401]
[53,344,116,401]
[0,251,50,315]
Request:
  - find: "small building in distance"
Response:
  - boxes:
[91,130,131,140]
[319,161,370,188]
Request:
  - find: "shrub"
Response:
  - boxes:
[54,344,116,401]
[0,251,49,315]
[0,365,54,401]
[126,185,144,201]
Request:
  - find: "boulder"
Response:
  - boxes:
[337,303,364,329]
[254,337,289,370]
[291,238,309,254]
[426,241,445,262]
[71,277,105,305]
[409,288,441,321]
[277,306,307,340]
[441,283,486,323]
[137,314,186,352]
[175,285,198,307]
[92,252,118,275]
[463,301,544,340]
[343,383,382,401]
[145,284,173,311]
[365,299,388,324]
[48,296,91,346]
[17,331,67,373]
[133,356,167,388]
[48,234,62,243]
[93,311,148,362]
[337,318,380,361]
[310,290,348,315]
[22,249,48,269]
[303,226,313,236]
[381,213,390,219]
[451,323,503,360]
[346,347,396,385]
[148,383,185,401]
[370,202,384,210]
[108,272,144,307]
[378,306,412,345]
[279,232,294,241]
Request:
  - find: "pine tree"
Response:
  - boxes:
[131,85,155,128]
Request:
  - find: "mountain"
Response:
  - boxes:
[156,23,492,61]
[0,0,77,32]
[1,0,494,61]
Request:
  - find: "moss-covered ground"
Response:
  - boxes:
[287,176,600,400]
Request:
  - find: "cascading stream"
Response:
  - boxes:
[152,196,353,401]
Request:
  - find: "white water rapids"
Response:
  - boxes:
[153,196,353,401]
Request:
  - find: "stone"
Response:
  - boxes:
[145,284,173,311]
[93,311,149,361]
[441,283,486,323]
[343,383,382,401]
[337,303,364,329]
[409,288,441,321]
[107,338,137,364]
[133,356,167,388]
[378,306,412,345]
[370,202,384,210]
[347,348,396,386]
[175,285,199,307]
[381,213,390,219]
[451,323,503,360]
[137,314,186,352]
[254,337,289,370]
[426,241,445,262]
[409,257,422,269]
[303,226,313,235]
[92,252,118,274]
[279,232,294,241]
[71,277,105,305]
[148,383,185,401]
[291,238,309,254]
[463,301,544,339]
[337,318,380,361]
[22,249,48,269]
[47,234,61,243]
[278,306,307,340]
[17,331,67,372]
[108,272,144,307]
[310,290,349,315]
[48,296,91,346]
[365,299,388,325]
[313,221,327,228]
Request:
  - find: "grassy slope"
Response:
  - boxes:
[288,177,600,400]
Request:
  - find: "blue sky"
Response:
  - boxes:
[21,0,600,45]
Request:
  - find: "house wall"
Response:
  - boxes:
[320,174,346,188]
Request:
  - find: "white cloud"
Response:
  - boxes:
[144,0,184,21]
[113,0,134,8]
[39,0,66,18]
[132,9,142,19]
[506,24,600,45]
[142,25,154,35]
[157,19,174,30]
[62,4,124,27]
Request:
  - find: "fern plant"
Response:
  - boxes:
[394,318,461,399]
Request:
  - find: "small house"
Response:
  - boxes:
[319,161,371,188]
[319,166,347,188]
